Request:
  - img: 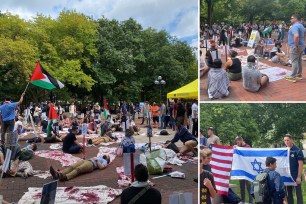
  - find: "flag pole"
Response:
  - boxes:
[23,81,30,94]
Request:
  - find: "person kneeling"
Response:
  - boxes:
[166,122,198,156]
[50,154,110,181]
[242,55,269,92]
[62,126,82,154]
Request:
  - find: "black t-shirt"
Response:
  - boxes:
[62,133,77,152]
[120,186,161,204]
[200,170,216,204]
[229,58,242,74]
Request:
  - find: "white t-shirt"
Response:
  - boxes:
[191,103,198,119]
[14,120,23,131]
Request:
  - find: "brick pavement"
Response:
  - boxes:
[200,44,306,101]
[0,122,198,203]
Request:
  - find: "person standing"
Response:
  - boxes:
[283,134,304,204]
[0,93,25,144]
[151,102,159,128]
[69,102,77,118]
[261,157,286,204]
[285,15,305,83]
[206,127,221,148]
[191,100,198,137]
[159,102,166,129]
[235,136,252,204]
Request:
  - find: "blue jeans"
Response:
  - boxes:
[34,116,39,126]
[160,115,166,129]
[1,119,14,144]
[65,144,81,154]
[170,116,175,130]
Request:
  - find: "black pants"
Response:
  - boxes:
[192,118,198,136]
[1,119,14,144]
[239,179,252,203]
[287,184,303,204]
[219,37,227,46]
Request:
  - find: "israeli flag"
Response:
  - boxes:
[231,147,296,186]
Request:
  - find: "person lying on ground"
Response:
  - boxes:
[121,164,162,204]
[242,55,269,93]
[270,41,292,66]
[207,59,230,99]
[62,126,82,154]
[49,154,110,181]
[224,50,242,81]
[165,122,198,156]
[90,132,117,145]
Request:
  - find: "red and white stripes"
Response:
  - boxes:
[211,144,234,196]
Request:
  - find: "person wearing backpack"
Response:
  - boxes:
[252,157,286,204]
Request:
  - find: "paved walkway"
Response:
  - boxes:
[0,122,197,203]
[200,43,306,101]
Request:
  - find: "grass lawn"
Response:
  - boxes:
[229,166,306,203]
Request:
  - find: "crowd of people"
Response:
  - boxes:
[0,91,198,203]
[200,15,305,99]
[199,127,305,204]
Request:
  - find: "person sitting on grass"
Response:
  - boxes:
[62,126,82,154]
[242,55,269,93]
[121,164,162,204]
[224,50,242,81]
[166,122,198,157]
[207,59,230,99]
[49,154,110,181]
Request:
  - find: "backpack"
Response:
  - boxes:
[160,130,169,135]
[253,172,271,204]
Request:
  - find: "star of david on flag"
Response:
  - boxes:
[231,147,296,186]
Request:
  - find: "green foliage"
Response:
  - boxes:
[200,104,306,148]
[201,0,306,25]
[0,11,196,103]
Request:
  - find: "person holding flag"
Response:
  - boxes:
[44,103,62,143]
[0,93,25,144]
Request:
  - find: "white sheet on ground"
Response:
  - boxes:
[260,67,292,82]
[18,185,122,204]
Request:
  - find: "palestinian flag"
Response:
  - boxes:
[30,62,64,90]
[47,103,59,137]
[262,20,275,35]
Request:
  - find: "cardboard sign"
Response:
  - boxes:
[248,30,260,48]
[123,153,140,176]
[169,192,193,204]
[2,148,12,174]
[40,180,58,204]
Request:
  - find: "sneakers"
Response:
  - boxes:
[285,76,296,83]
[296,75,303,80]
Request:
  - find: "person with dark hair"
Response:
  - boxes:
[283,134,304,203]
[0,93,25,144]
[242,55,269,92]
[235,136,252,204]
[224,50,242,81]
[120,164,162,204]
[121,127,135,153]
[285,14,305,83]
[260,157,286,204]
[62,126,82,154]
[167,122,198,156]
[270,41,291,66]
[49,154,110,181]
[207,59,230,99]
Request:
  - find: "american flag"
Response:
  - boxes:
[210,144,234,195]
